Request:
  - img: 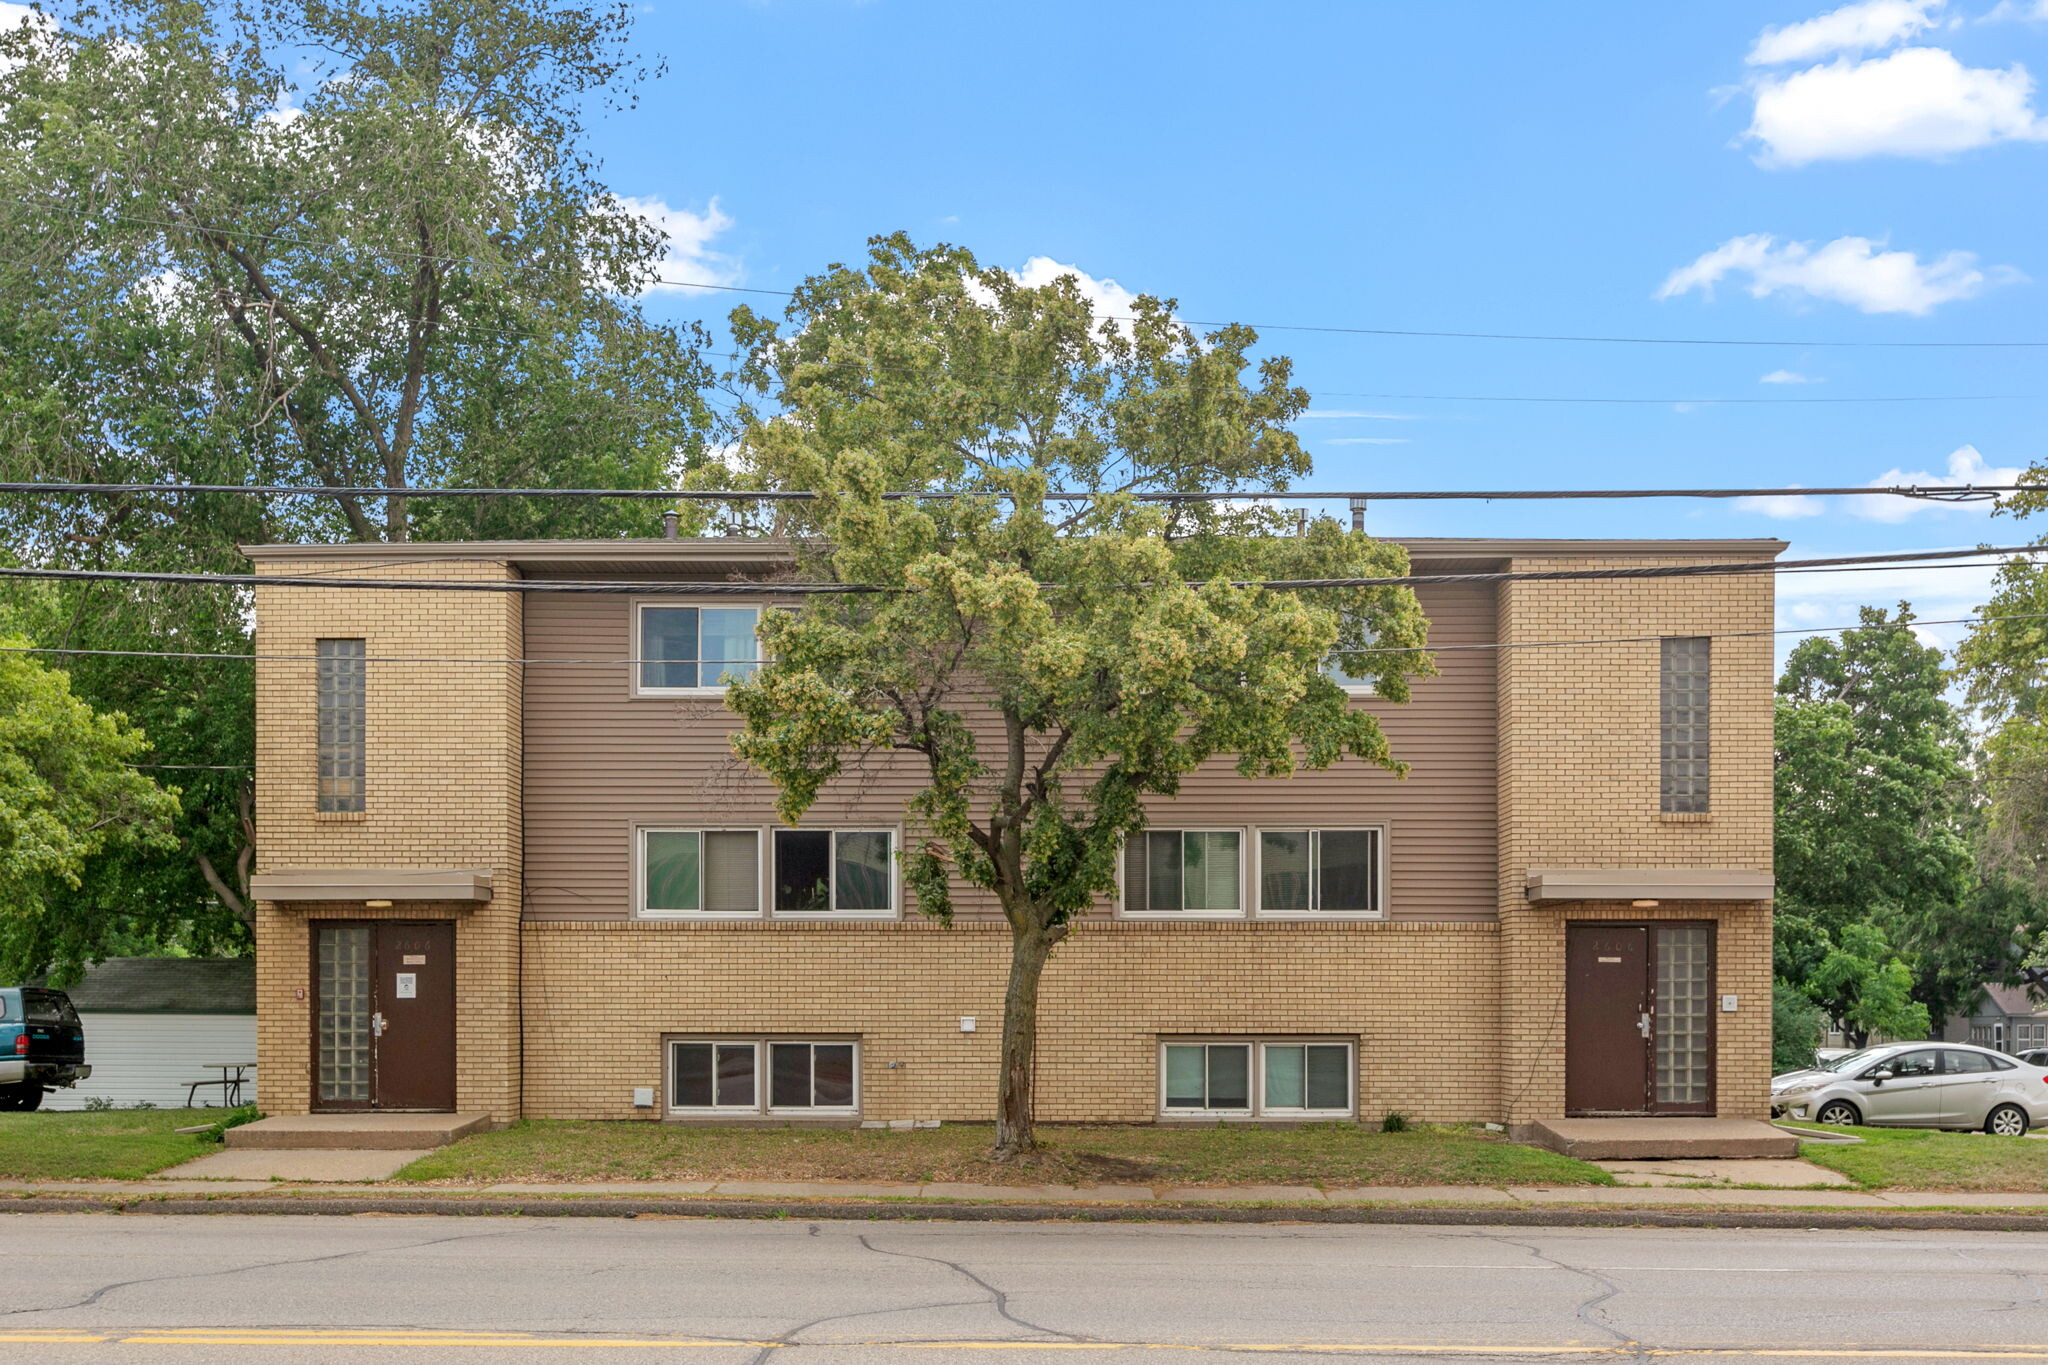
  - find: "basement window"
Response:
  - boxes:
[1159,1040,1354,1119]
[667,1039,859,1117]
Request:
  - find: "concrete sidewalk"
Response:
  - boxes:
[5,1174,2047,1211]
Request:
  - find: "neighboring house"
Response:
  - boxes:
[1947,985,2048,1055]
[242,534,1781,1130]
[42,958,256,1110]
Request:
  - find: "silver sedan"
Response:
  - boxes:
[1770,1042,2048,1135]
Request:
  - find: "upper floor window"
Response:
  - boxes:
[1124,830,1244,915]
[639,829,762,918]
[1257,828,1383,916]
[315,638,366,812]
[1323,614,1377,694]
[638,603,762,694]
[1660,636,1710,813]
[773,829,896,916]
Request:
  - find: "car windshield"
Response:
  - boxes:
[1818,1047,1889,1074]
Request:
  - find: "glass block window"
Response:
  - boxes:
[1161,1040,1356,1118]
[1258,829,1381,914]
[1654,926,1712,1106]
[772,830,894,915]
[639,604,762,691]
[640,829,762,917]
[668,1040,858,1115]
[1124,831,1243,914]
[316,925,371,1104]
[315,639,366,812]
[1660,636,1710,813]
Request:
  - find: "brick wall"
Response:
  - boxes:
[1494,556,1776,1123]
[522,919,1500,1123]
[251,557,524,1120]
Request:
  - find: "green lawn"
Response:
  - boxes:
[394,1120,1611,1189]
[0,1108,226,1180]
[1789,1123,2048,1191]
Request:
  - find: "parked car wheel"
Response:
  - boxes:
[1814,1099,1862,1126]
[0,1082,43,1112]
[1986,1104,2031,1137]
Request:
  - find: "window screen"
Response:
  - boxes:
[1660,636,1710,813]
[643,830,760,915]
[315,638,366,812]
[671,1042,760,1109]
[1258,830,1379,913]
[773,830,893,913]
[1126,832,1242,912]
[1163,1044,1252,1111]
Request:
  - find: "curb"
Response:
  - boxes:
[10,1192,2048,1231]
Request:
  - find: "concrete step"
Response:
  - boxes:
[226,1113,492,1151]
[1529,1117,1799,1160]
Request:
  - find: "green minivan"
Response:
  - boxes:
[0,987,90,1111]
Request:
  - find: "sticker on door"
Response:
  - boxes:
[394,972,417,999]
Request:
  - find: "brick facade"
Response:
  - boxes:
[247,537,1777,1127]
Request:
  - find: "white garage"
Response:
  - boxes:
[41,958,257,1111]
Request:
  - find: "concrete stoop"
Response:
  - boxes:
[226,1113,492,1151]
[1527,1118,1799,1160]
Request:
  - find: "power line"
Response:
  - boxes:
[8,610,2038,668]
[55,206,2048,349]
[0,481,2041,503]
[0,545,2035,596]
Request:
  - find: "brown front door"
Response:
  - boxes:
[1566,924,1650,1114]
[1564,922,1717,1116]
[314,921,457,1112]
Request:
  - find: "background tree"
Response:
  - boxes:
[1773,605,2019,1037]
[710,235,1433,1159]
[0,0,713,973]
[0,637,181,979]
[1958,481,2048,897]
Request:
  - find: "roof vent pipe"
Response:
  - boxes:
[661,510,680,540]
[1348,497,1367,534]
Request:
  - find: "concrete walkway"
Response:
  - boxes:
[5,1173,2046,1209]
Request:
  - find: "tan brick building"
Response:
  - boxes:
[244,535,1780,1130]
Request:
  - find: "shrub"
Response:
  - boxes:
[1381,1110,1411,1133]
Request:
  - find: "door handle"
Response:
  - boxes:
[371,1012,387,1039]
[1638,1012,1653,1039]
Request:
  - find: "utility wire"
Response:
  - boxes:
[8,610,2038,668]
[55,206,2048,349]
[0,545,2035,596]
[0,481,2040,503]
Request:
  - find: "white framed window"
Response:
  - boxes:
[1159,1039,1355,1119]
[667,1038,860,1117]
[772,829,897,917]
[637,828,764,919]
[1324,613,1378,696]
[634,601,764,695]
[1121,830,1244,916]
[1255,827,1386,917]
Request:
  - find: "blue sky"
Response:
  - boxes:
[589,0,2048,661]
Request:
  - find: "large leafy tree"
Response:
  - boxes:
[709,236,1433,1158]
[1957,482,2048,896]
[0,0,714,971]
[0,636,181,978]
[1774,605,2007,1038]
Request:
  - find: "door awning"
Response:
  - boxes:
[250,869,493,903]
[1525,869,1772,903]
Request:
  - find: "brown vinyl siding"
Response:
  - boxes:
[520,577,1498,924]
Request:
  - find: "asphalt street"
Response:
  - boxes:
[7,1214,2048,1362]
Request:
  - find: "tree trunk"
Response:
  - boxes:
[992,920,1056,1160]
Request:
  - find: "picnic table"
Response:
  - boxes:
[186,1062,255,1108]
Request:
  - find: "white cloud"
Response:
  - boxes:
[1656,233,2020,315]
[1774,548,2009,661]
[1760,368,1822,383]
[1983,1,2048,21]
[1746,47,2048,165]
[616,195,741,292]
[1857,443,2026,520]
[0,2,54,76]
[1324,437,1411,445]
[1297,409,1423,420]
[1007,257,1152,329]
[1748,0,1941,65]
[1736,487,1828,518]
